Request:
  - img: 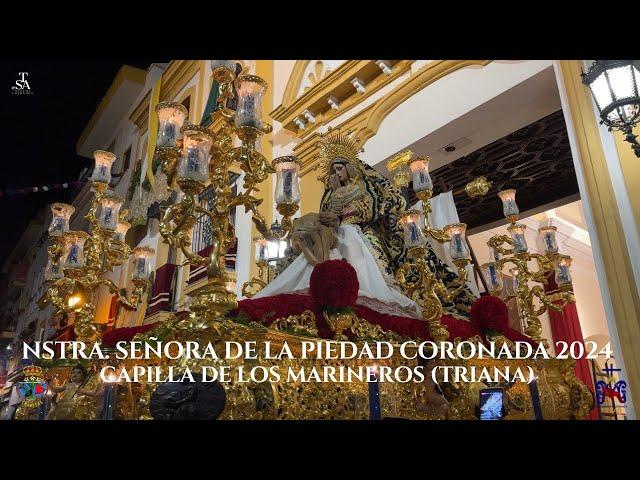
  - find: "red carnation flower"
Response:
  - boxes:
[309,259,359,309]
[470,294,509,333]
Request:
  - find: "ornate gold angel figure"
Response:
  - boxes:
[46,364,103,420]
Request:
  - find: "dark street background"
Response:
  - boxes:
[0,60,154,267]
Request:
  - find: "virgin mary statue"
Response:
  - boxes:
[253,131,475,320]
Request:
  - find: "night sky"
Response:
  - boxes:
[0,60,156,268]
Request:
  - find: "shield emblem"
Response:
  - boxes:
[17,381,48,400]
[17,382,35,399]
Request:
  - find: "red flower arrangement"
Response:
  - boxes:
[470,294,509,333]
[309,259,359,309]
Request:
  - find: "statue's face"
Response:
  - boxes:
[70,368,85,383]
[332,162,349,183]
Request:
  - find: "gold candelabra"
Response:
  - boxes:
[43,157,154,343]
[387,152,473,341]
[156,63,300,325]
[482,189,575,346]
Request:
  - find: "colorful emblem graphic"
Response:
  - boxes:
[17,365,48,408]
[595,361,627,405]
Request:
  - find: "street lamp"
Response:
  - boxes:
[582,60,640,157]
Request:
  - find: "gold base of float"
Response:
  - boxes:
[20,311,594,421]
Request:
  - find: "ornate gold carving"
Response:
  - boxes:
[464,176,493,197]
[272,310,318,337]
[43,181,150,342]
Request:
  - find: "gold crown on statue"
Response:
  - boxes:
[22,365,43,379]
[315,127,364,182]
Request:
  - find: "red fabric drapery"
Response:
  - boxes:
[234,293,536,345]
[545,274,599,420]
[147,263,177,316]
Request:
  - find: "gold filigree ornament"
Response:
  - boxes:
[464,176,493,197]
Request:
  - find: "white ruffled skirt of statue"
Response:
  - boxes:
[253,224,422,319]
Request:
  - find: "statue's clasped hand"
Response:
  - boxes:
[318,211,340,229]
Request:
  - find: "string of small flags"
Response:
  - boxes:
[0,180,84,198]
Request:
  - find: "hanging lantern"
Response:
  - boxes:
[582,60,640,157]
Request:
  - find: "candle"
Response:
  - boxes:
[155,102,188,149]
[234,75,267,129]
[508,224,528,253]
[157,121,177,148]
[114,221,131,243]
[554,256,573,286]
[51,217,64,235]
[103,207,113,227]
[282,169,293,201]
[408,222,420,244]
[444,223,470,260]
[177,126,213,185]
[255,239,268,263]
[538,226,559,254]
[48,203,74,237]
[91,151,117,185]
[45,257,63,281]
[274,157,301,205]
[410,157,433,193]
[62,233,90,270]
[402,210,426,248]
[482,262,503,292]
[187,146,200,172]
[98,196,123,231]
[498,189,519,220]
[68,244,79,266]
[131,246,155,281]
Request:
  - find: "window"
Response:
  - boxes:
[122,146,131,173]
[191,173,239,263]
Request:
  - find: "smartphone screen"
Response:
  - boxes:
[479,388,504,420]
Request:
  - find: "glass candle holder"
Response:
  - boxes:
[507,223,528,253]
[538,225,559,254]
[444,223,470,260]
[211,60,236,81]
[155,102,188,149]
[410,156,433,193]
[98,195,124,231]
[114,220,131,243]
[401,210,427,248]
[498,189,519,220]
[176,125,213,184]
[255,238,268,263]
[62,232,89,270]
[273,156,301,204]
[91,150,117,185]
[235,75,268,129]
[554,255,573,286]
[481,262,503,292]
[44,256,64,281]
[131,246,155,281]
[48,203,75,237]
